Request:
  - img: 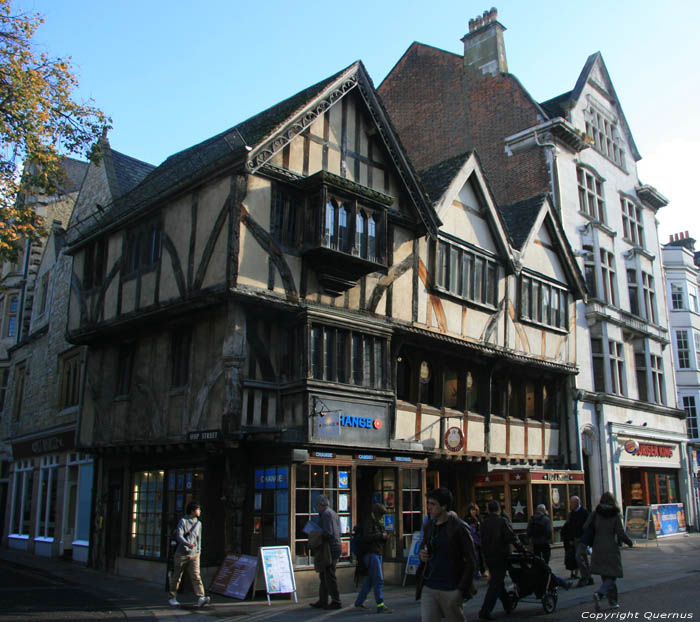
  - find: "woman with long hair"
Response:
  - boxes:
[583,492,633,611]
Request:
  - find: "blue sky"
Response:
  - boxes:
[18,0,700,243]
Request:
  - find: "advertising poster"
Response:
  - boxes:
[339,471,349,489]
[404,531,423,576]
[338,494,349,512]
[260,546,296,597]
[650,503,686,537]
[210,554,258,600]
[384,513,395,531]
[624,505,651,540]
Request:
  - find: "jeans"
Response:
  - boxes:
[596,576,618,604]
[355,553,385,606]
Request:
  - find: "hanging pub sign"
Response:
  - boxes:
[444,426,464,452]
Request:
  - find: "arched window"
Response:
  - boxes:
[338,205,349,253]
[324,200,336,248]
[356,211,367,258]
[368,216,377,261]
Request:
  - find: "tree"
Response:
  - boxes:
[0,0,109,261]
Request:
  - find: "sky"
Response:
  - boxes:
[17,0,700,245]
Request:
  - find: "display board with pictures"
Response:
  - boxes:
[259,546,297,605]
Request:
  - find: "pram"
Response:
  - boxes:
[506,551,558,614]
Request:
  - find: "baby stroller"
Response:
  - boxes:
[506,551,558,614]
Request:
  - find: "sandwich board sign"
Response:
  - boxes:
[403,531,423,585]
[210,553,258,599]
[259,546,297,605]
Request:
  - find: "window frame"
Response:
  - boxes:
[600,249,617,306]
[620,196,644,247]
[585,106,626,169]
[10,459,34,537]
[59,349,82,410]
[683,395,698,439]
[577,167,606,222]
[676,330,690,369]
[123,217,162,278]
[519,272,569,331]
[609,340,625,396]
[83,237,108,290]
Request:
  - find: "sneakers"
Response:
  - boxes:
[197,596,211,607]
[593,593,602,613]
[377,604,393,613]
[168,597,180,606]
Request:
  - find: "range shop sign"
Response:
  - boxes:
[312,396,389,447]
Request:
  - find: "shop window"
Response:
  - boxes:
[443,368,458,409]
[294,463,351,567]
[532,484,551,517]
[551,486,567,523]
[401,469,423,553]
[129,470,164,559]
[37,455,59,539]
[65,454,93,544]
[253,466,290,549]
[474,486,505,516]
[10,459,33,536]
[509,486,528,524]
[164,468,204,551]
[372,468,397,557]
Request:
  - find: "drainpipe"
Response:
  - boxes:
[571,385,583,470]
[595,401,606,495]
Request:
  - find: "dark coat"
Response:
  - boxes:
[362,512,387,555]
[567,505,590,540]
[480,511,522,567]
[319,506,342,559]
[526,511,552,547]
[416,511,477,600]
[585,504,632,578]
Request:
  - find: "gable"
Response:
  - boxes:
[268,89,405,213]
[520,218,568,283]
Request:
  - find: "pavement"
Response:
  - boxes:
[2,534,700,621]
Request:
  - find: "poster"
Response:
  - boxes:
[404,531,423,576]
[624,505,651,540]
[339,515,350,534]
[338,494,348,512]
[260,546,296,595]
[650,503,687,536]
[254,493,262,511]
[339,471,349,489]
[384,513,395,531]
[210,554,258,599]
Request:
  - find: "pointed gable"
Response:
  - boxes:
[419,151,513,270]
[499,194,586,300]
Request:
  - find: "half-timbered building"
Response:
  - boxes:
[64,61,584,592]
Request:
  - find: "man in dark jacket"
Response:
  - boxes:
[310,495,342,610]
[354,503,392,613]
[478,500,525,621]
[417,488,477,622]
[569,495,593,587]
[527,504,553,563]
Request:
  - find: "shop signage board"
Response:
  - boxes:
[209,554,258,599]
[403,531,423,585]
[259,546,297,605]
[624,506,653,541]
[650,503,687,537]
[444,426,464,452]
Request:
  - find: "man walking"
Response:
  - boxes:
[478,500,525,621]
[569,495,593,587]
[527,504,553,563]
[310,495,342,610]
[417,488,477,622]
[354,503,392,613]
[168,502,211,608]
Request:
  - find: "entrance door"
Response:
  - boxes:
[105,470,123,572]
[356,466,397,557]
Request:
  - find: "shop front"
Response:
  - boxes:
[6,425,94,561]
[248,392,428,594]
[473,470,585,540]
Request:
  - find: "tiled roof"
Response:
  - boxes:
[60,157,89,193]
[107,148,155,198]
[497,194,546,251]
[418,152,472,203]
[76,65,351,239]
[539,91,572,119]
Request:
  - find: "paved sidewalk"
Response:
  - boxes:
[2,533,700,621]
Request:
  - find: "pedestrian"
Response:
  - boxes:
[560,518,579,579]
[309,495,342,610]
[416,488,477,622]
[585,492,633,612]
[569,495,594,587]
[465,502,485,575]
[527,503,552,563]
[478,499,525,621]
[168,502,211,608]
[354,503,392,613]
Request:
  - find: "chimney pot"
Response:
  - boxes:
[669,235,673,243]
[685,230,689,238]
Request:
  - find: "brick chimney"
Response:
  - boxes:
[462,7,508,76]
